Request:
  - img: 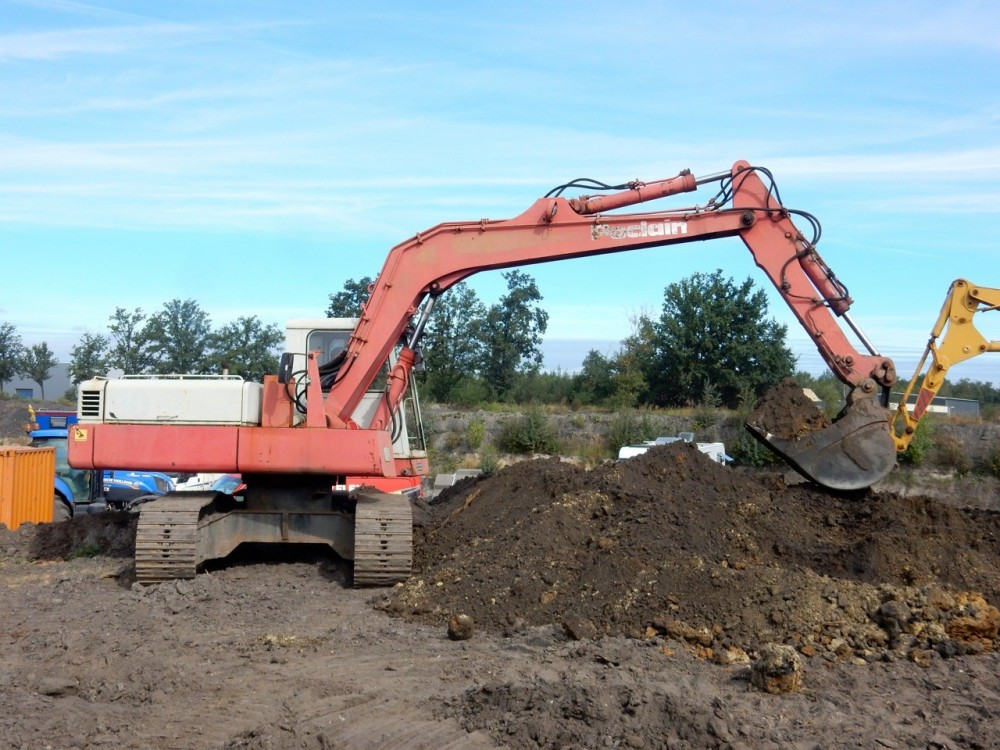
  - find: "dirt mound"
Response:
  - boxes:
[385,443,1000,663]
[0,512,136,561]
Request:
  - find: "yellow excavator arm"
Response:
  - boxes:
[891,279,1000,450]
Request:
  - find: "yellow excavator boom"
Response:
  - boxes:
[891,279,1000,450]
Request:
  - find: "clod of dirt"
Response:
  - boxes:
[748,376,831,439]
[448,613,475,640]
[750,643,802,693]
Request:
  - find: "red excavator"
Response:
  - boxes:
[69,160,899,584]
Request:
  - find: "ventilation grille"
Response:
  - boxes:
[80,389,102,419]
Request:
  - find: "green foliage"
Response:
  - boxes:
[729,432,778,467]
[106,307,154,374]
[447,377,491,407]
[496,407,558,454]
[609,312,656,407]
[508,370,575,405]
[479,270,549,401]
[19,342,58,399]
[728,383,777,468]
[465,417,486,451]
[573,349,616,406]
[691,380,722,432]
[646,270,795,409]
[145,299,213,374]
[325,276,373,318]
[0,321,24,393]
[68,331,109,384]
[792,370,846,418]
[939,377,1000,406]
[421,282,487,402]
[931,433,973,476]
[983,445,1000,479]
[604,410,656,452]
[67,544,102,560]
[478,447,500,475]
[899,418,934,466]
[207,315,283,382]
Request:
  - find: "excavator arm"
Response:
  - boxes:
[71,160,899,492]
[318,160,897,489]
[891,279,1000,450]
[326,162,896,424]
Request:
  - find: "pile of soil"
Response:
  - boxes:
[385,443,1000,665]
[747,376,831,438]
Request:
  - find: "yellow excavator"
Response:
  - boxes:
[891,279,1000,450]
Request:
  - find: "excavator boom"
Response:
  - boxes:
[320,161,897,489]
[891,279,1000,450]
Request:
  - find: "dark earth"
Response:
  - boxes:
[748,377,832,439]
[2,395,1000,748]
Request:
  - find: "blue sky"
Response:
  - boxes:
[2,1,999,387]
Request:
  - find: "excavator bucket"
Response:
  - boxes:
[745,389,896,491]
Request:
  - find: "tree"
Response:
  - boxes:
[478,270,549,400]
[573,350,616,406]
[107,307,154,374]
[207,316,284,382]
[0,321,24,393]
[646,270,795,409]
[420,282,487,401]
[326,276,374,318]
[610,310,657,407]
[145,299,212,374]
[68,331,109,384]
[19,342,57,399]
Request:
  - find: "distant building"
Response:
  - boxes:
[889,392,980,419]
[1,363,72,401]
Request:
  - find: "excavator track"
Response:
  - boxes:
[134,493,216,584]
[353,491,413,587]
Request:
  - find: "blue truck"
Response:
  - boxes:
[27,409,175,519]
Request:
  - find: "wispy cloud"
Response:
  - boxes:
[0,23,207,61]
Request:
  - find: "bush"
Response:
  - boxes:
[692,380,722,432]
[479,447,500,475]
[465,417,486,451]
[450,378,491,407]
[729,431,778,468]
[932,433,973,476]
[604,410,656,452]
[496,407,559,454]
[984,445,1000,479]
[899,418,934,466]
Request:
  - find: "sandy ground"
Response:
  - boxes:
[1,514,998,749]
[2,554,1000,750]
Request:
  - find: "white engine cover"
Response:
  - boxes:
[78,376,263,426]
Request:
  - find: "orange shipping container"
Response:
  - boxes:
[0,446,56,530]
